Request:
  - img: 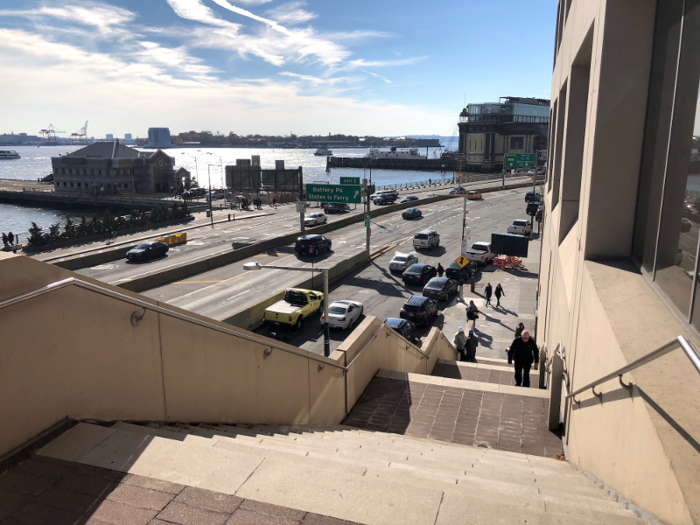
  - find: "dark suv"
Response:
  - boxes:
[445,260,479,282]
[525,192,541,203]
[323,203,351,214]
[399,296,438,326]
[402,264,437,285]
[385,318,417,343]
[295,235,332,255]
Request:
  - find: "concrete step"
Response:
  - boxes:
[35,423,647,525]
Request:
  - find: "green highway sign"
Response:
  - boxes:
[504,153,536,168]
[340,177,360,185]
[306,183,362,203]
[364,214,371,227]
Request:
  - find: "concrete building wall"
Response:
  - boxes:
[541,1,700,523]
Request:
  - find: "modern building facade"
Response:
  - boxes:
[457,96,549,172]
[540,1,700,523]
[147,127,172,149]
[51,141,180,195]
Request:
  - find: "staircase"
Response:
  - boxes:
[27,416,651,525]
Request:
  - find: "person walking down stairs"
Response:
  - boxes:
[508,330,539,387]
[466,300,480,332]
[466,329,478,363]
[453,326,467,362]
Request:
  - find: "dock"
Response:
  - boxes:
[327,156,458,171]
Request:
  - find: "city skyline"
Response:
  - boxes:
[0,0,556,137]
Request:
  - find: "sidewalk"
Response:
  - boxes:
[441,234,541,361]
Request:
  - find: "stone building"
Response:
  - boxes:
[51,141,180,195]
[458,96,549,172]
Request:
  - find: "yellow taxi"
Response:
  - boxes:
[467,190,482,200]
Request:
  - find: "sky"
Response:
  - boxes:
[0,0,557,138]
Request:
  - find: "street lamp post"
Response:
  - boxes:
[243,262,331,356]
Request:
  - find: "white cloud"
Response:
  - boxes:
[362,70,392,84]
[348,57,428,68]
[265,2,317,25]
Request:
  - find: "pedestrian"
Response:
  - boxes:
[437,263,444,277]
[495,283,505,307]
[466,329,478,363]
[2,233,7,248]
[485,282,493,306]
[453,326,467,362]
[273,197,277,209]
[8,232,14,245]
[466,300,480,331]
[515,322,525,339]
[507,330,539,387]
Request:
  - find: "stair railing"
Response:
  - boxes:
[566,336,698,404]
[0,277,347,372]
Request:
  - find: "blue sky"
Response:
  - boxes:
[0,0,556,138]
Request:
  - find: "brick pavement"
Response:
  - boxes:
[0,456,361,525]
[344,377,562,458]
[432,362,539,389]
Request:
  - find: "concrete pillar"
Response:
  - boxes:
[548,353,564,431]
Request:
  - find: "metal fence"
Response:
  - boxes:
[374,172,525,191]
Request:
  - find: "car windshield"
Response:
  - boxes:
[415,234,428,240]
[393,256,407,262]
[134,243,151,250]
[405,266,422,274]
[329,306,347,315]
[284,291,308,305]
[403,304,420,313]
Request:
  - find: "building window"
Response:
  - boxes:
[91,169,95,175]
[68,169,72,174]
[124,183,129,189]
[78,182,81,188]
[63,182,67,187]
[62,168,66,174]
[70,182,74,187]
[98,170,102,175]
[510,137,524,150]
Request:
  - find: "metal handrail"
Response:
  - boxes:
[0,277,347,372]
[566,336,699,403]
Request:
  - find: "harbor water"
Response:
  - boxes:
[0,145,454,237]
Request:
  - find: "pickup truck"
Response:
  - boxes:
[464,241,496,266]
[507,219,532,236]
[263,288,324,329]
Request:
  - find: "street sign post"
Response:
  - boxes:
[340,177,360,185]
[504,153,536,168]
[455,254,470,268]
[305,183,362,203]
[461,239,470,255]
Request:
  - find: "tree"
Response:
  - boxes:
[63,218,77,239]
[48,223,61,242]
[28,222,47,246]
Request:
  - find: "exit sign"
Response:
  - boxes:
[340,177,360,185]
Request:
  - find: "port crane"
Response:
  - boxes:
[70,121,89,144]
[39,124,64,144]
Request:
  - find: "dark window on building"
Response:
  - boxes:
[78,182,81,188]
[63,182,67,187]
[510,137,524,150]
[68,169,72,174]
[98,170,102,175]
[91,169,95,175]
[70,182,74,187]
[124,183,129,189]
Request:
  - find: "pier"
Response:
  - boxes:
[327,156,458,171]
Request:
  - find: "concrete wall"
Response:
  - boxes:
[0,251,458,461]
[540,1,700,524]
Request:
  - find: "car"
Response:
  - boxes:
[295,235,332,255]
[373,193,397,205]
[385,317,417,342]
[126,241,169,261]
[402,208,422,220]
[401,196,419,203]
[422,277,459,301]
[463,242,496,265]
[507,219,532,236]
[681,218,692,233]
[389,253,419,272]
[402,263,437,285]
[525,191,542,203]
[467,191,482,200]
[323,203,351,214]
[304,212,327,226]
[264,288,324,330]
[321,300,364,330]
[445,260,480,282]
[450,187,468,194]
[371,189,399,199]
[527,201,542,216]
[413,229,440,250]
[399,296,438,326]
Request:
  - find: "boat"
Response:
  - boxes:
[314,147,333,156]
[0,150,21,159]
[366,146,425,159]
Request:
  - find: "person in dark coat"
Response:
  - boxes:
[466,300,480,331]
[495,283,505,307]
[508,330,539,387]
[466,329,478,363]
[515,322,525,339]
[8,232,14,245]
[484,282,493,306]
[2,233,7,248]
[437,263,444,277]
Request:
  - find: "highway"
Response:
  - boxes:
[74,176,532,287]
[142,187,534,354]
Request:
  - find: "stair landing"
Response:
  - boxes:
[344,372,562,457]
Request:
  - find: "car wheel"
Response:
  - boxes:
[327,242,332,252]
[348,317,354,330]
[295,316,303,330]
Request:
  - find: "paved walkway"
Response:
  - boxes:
[0,456,361,525]
[441,234,541,361]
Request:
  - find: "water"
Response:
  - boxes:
[0,145,454,236]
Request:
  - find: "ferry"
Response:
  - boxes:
[0,150,20,160]
[314,146,333,156]
[366,146,425,159]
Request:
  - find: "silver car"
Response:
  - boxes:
[322,300,364,329]
[304,212,327,226]
[389,253,418,273]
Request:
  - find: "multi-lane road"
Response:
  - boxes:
[139,187,533,354]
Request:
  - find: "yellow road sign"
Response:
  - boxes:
[455,254,470,268]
